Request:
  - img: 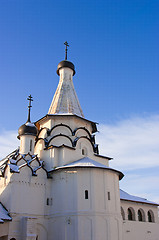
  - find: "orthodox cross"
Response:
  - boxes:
[64,41,69,60]
[27,94,33,122]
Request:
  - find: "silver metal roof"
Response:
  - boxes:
[120,189,158,205]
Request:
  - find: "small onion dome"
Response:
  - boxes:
[57,60,75,76]
[17,122,38,139]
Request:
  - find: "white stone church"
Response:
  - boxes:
[0,46,159,240]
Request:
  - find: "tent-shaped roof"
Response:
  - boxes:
[48,60,84,117]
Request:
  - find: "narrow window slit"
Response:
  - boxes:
[108,192,110,200]
[85,190,88,199]
[30,139,32,152]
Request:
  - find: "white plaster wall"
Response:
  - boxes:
[0,164,49,240]
[0,222,9,238]
[38,115,94,136]
[3,215,48,240]
[20,135,36,155]
[121,200,159,223]
[40,143,109,171]
[48,125,72,139]
[0,167,12,211]
[48,168,122,240]
[38,128,48,139]
[35,115,109,170]
[9,170,48,215]
[121,200,159,240]
[122,220,159,240]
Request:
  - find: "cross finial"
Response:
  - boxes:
[27,95,33,122]
[64,41,69,60]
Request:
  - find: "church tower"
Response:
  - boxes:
[48,42,84,117]
[18,95,38,155]
[34,42,123,240]
[1,43,158,240]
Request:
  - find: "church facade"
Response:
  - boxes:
[0,48,159,240]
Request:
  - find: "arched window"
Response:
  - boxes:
[138,209,142,221]
[85,190,88,199]
[121,207,125,220]
[127,207,135,221]
[46,198,49,205]
[10,238,16,240]
[148,210,155,223]
[128,208,132,220]
[82,147,87,156]
[138,208,145,222]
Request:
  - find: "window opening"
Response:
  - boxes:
[85,190,88,199]
[138,209,143,221]
[108,192,110,200]
[82,147,87,156]
[46,198,49,205]
[128,208,133,220]
[148,210,155,223]
[148,211,152,222]
[30,140,32,152]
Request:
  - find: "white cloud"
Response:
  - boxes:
[96,114,159,171]
[96,114,159,202]
[120,172,159,203]
[0,130,19,159]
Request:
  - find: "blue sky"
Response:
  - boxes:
[0,0,159,201]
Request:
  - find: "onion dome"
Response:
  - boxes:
[57,60,75,76]
[18,122,37,139]
[17,95,38,139]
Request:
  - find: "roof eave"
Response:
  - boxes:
[120,198,159,206]
[35,114,98,133]
[48,165,124,180]
[94,153,113,160]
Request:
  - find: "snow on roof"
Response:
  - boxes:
[120,189,159,206]
[0,203,12,223]
[25,122,36,127]
[52,157,124,180]
[48,73,84,117]
[0,149,19,174]
[56,157,109,169]
[8,164,19,173]
[0,149,45,176]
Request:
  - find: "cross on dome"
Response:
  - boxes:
[27,94,33,123]
[64,41,69,60]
